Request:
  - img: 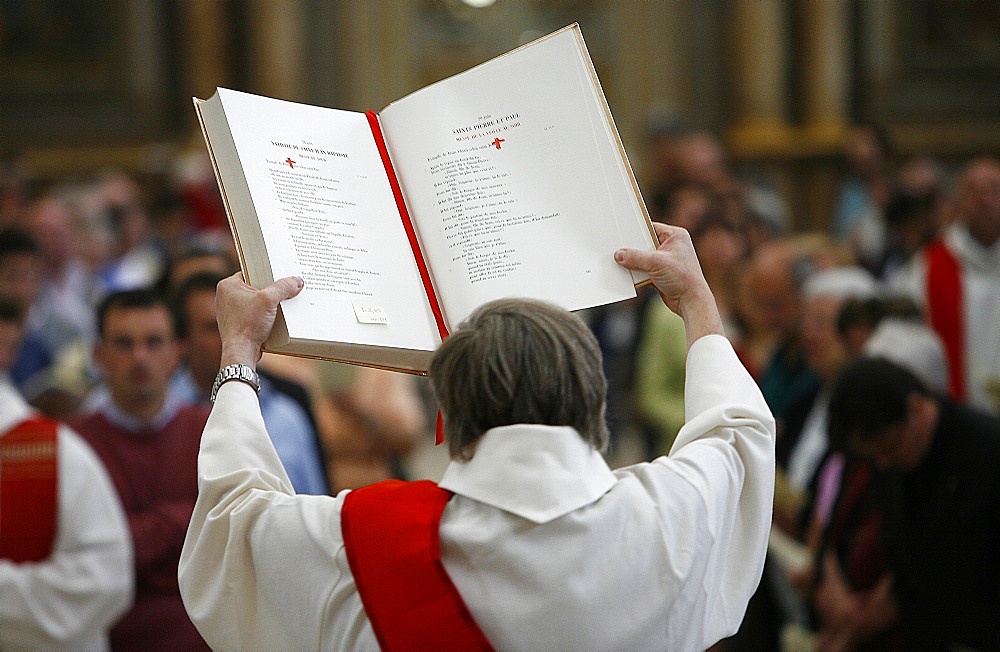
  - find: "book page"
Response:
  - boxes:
[379,25,654,328]
[214,89,440,352]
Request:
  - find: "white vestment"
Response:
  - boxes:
[889,223,1000,414]
[180,334,775,650]
[0,379,134,651]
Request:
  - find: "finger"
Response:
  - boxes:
[651,221,674,243]
[652,221,689,246]
[260,275,305,303]
[217,271,248,291]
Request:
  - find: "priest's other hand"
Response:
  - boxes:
[614,222,724,347]
[216,272,304,368]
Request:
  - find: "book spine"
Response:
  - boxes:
[365,111,449,342]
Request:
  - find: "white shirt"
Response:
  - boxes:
[179,335,775,650]
[0,379,134,651]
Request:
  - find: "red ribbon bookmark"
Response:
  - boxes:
[366,111,449,445]
[365,111,449,342]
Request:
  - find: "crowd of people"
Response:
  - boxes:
[1,118,998,649]
[0,149,428,648]
[608,124,1000,650]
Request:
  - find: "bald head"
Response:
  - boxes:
[743,239,804,338]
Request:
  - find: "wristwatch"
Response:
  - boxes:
[210,363,261,403]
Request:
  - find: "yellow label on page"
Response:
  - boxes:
[352,298,389,325]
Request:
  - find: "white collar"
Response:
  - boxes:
[438,424,617,524]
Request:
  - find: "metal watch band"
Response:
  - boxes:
[210,363,261,403]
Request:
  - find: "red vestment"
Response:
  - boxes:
[0,416,58,563]
[341,479,493,651]
[925,238,966,401]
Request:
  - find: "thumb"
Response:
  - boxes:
[261,275,305,303]
[614,247,659,273]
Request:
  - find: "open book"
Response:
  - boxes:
[195,23,656,373]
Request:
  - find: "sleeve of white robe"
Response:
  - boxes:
[664,334,776,646]
[616,334,775,648]
[0,427,134,649]
[179,381,370,650]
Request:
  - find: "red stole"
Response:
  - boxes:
[341,479,493,651]
[0,415,59,562]
[925,239,966,401]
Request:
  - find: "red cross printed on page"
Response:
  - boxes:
[285,157,296,169]
[491,137,505,150]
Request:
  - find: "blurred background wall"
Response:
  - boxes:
[2,0,999,232]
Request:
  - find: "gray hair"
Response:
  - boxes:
[429,298,609,461]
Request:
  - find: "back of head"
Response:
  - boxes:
[156,234,237,296]
[883,190,936,229]
[828,356,928,450]
[0,227,42,310]
[429,298,609,461]
[0,226,40,262]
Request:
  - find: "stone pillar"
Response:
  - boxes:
[335,1,417,112]
[728,0,791,152]
[800,0,851,145]
[178,0,231,101]
[641,0,691,124]
[608,0,695,187]
[248,0,307,102]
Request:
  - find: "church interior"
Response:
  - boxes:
[2,1,1000,649]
